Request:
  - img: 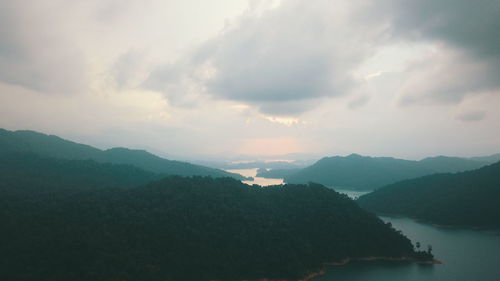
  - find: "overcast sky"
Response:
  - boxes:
[1,0,499,160]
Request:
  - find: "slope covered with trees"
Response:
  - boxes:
[418,156,488,173]
[0,128,245,180]
[0,155,432,281]
[0,152,162,191]
[357,162,500,228]
[284,154,489,190]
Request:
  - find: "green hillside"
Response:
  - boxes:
[0,128,245,180]
[357,162,500,228]
[284,154,489,190]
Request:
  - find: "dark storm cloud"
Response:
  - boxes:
[379,0,500,105]
[384,0,500,59]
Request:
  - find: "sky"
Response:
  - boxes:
[1,0,499,161]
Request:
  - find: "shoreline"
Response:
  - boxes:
[378,213,500,233]
[326,256,442,266]
[247,256,442,281]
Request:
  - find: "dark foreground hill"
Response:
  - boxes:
[284,154,489,190]
[357,162,500,228]
[0,128,245,180]
[0,155,432,281]
[0,152,162,190]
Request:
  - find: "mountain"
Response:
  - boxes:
[284,154,433,190]
[0,152,162,191]
[283,153,490,190]
[357,162,500,228]
[0,128,246,180]
[418,156,487,173]
[469,153,500,164]
[0,164,432,281]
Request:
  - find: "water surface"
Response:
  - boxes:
[226,168,284,186]
[315,216,500,281]
[330,188,370,199]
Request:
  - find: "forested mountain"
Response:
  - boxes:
[0,128,245,180]
[357,162,500,228]
[418,156,487,173]
[284,154,434,190]
[283,154,489,190]
[0,155,432,281]
[0,152,162,191]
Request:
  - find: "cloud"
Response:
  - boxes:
[144,0,387,115]
[144,0,500,115]
[348,95,371,109]
[456,111,487,122]
[397,46,500,106]
[0,1,88,94]
[383,0,500,59]
[378,0,500,105]
[111,49,151,90]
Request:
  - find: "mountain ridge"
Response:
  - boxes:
[282,153,491,190]
[0,128,246,180]
[357,161,500,228]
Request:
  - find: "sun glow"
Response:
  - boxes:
[238,137,302,155]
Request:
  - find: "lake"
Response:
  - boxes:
[226,172,500,280]
[226,168,284,186]
[329,188,370,199]
[226,170,371,199]
[315,216,500,281]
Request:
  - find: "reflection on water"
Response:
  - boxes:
[222,172,500,280]
[330,188,370,199]
[226,168,284,186]
[315,216,500,281]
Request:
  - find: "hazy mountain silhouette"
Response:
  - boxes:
[0,128,246,180]
[469,153,500,164]
[283,153,489,190]
[357,161,500,228]
[418,156,489,173]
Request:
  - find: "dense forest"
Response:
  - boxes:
[0,153,432,281]
[0,152,163,190]
[282,154,490,190]
[357,161,500,228]
[0,128,246,180]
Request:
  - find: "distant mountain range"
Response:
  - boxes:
[357,161,500,228]
[0,129,246,180]
[278,153,496,190]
